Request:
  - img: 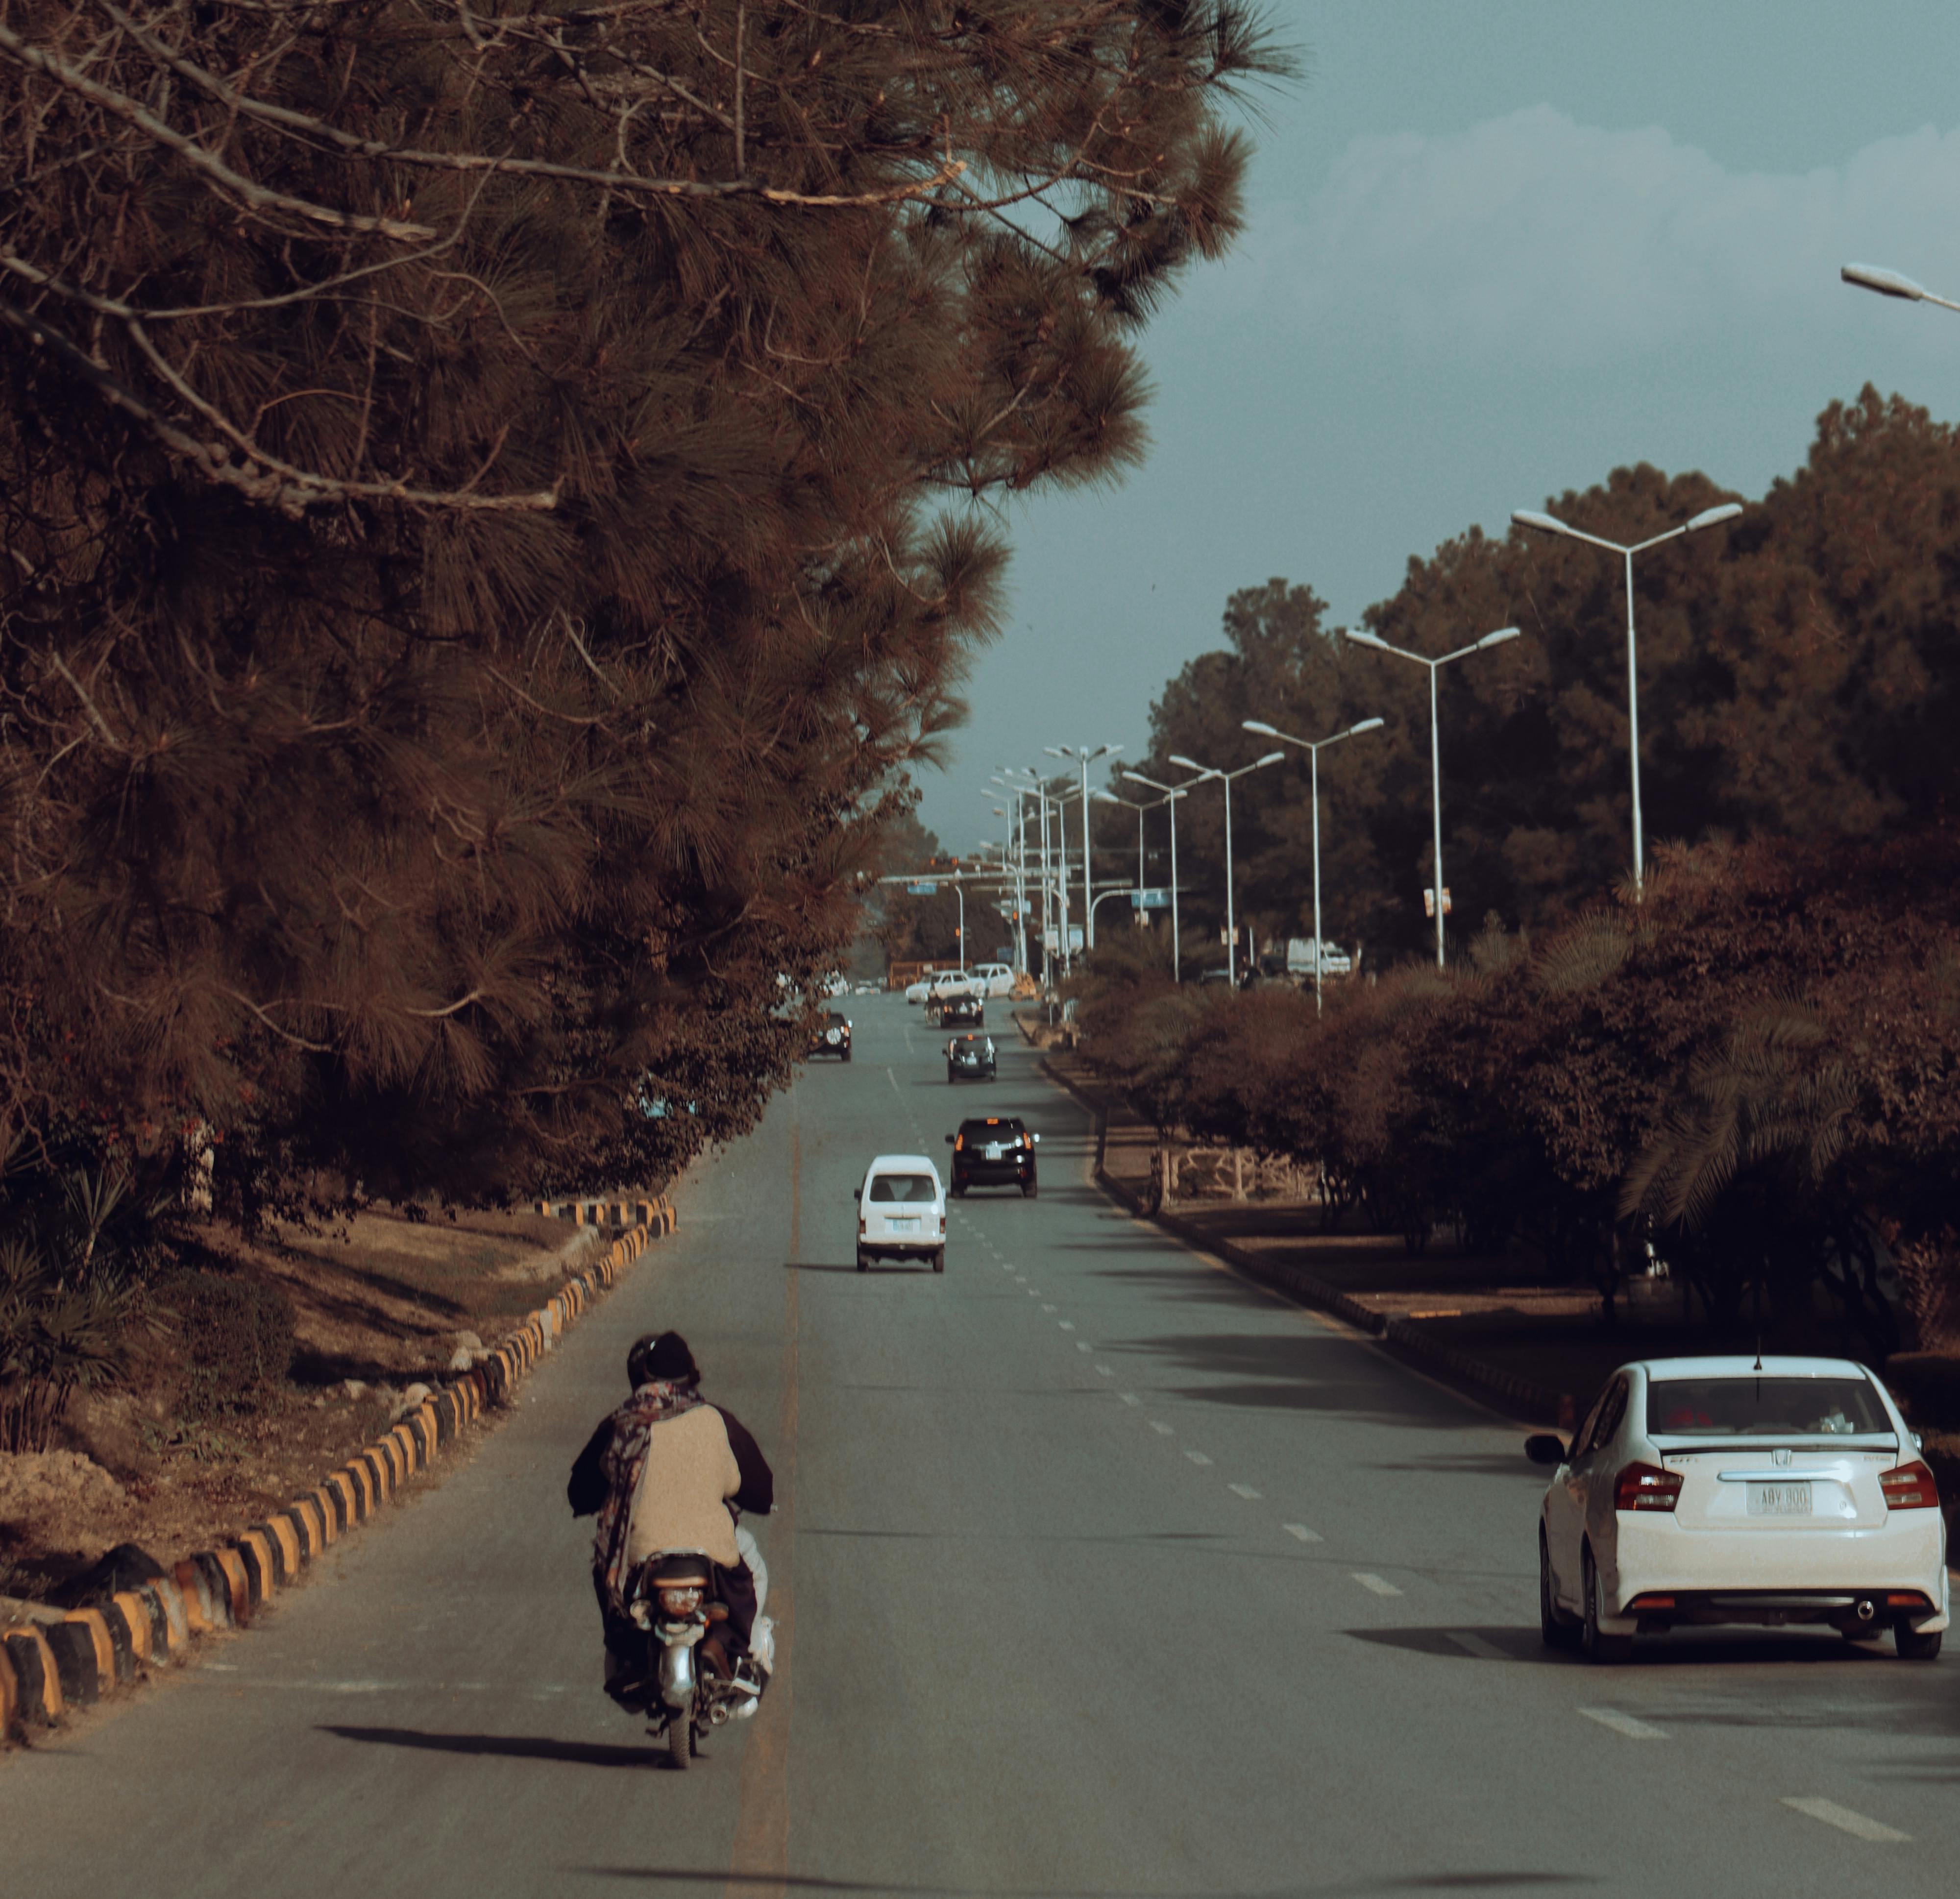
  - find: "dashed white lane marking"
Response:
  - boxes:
[1094,1364,1113,1376]
[1445,1631,1506,1661]
[886,1069,900,1093]
[1150,1421,1175,1436]
[1227,1482,1261,1500]
[1058,1321,1075,1331]
[1185,1450,1212,1466]
[1120,1393,1142,1406]
[1283,1524,1322,1543]
[1075,1341,1092,1353]
[1351,1573,1402,1597]
[1779,1797,1909,1842]
[1041,1303,1056,1312]
[1577,1707,1666,1741]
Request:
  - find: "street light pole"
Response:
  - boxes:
[1243,716,1385,1014]
[1840,261,1960,312]
[1511,501,1741,897]
[1048,743,1122,950]
[1123,771,1189,980]
[1092,790,1150,906]
[1346,628,1522,969]
[1169,750,1286,984]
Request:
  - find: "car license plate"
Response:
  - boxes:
[1747,1482,1813,1516]
[984,1144,1003,1160]
[889,1216,921,1232]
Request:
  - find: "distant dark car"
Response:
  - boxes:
[944,1115,1039,1196]
[809,1011,852,1061]
[939,993,985,1029]
[945,1033,996,1083]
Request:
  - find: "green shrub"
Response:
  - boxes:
[162,1271,296,1419]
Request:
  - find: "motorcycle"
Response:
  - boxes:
[625,1551,770,1769]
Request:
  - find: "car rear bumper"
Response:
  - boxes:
[954,1161,1032,1186]
[1606,1515,1950,1631]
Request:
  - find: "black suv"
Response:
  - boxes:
[944,1115,1038,1196]
[808,1011,852,1060]
[945,1033,996,1083]
[939,993,984,1029]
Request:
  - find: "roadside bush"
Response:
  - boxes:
[161,1272,297,1420]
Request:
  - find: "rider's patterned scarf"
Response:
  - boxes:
[593,1378,703,1614]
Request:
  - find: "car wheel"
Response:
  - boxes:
[1021,1180,1037,1198]
[856,1249,868,1273]
[946,1070,956,1084]
[951,1182,965,1198]
[1896,1621,1944,1661]
[841,1049,851,1063]
[1539,1529,1578,1649]
[1581,1547,1634,1665]
[932,1248,945,1273]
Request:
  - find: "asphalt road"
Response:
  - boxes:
[3,997,1956,1898]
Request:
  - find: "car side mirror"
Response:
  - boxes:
[943,1134,954,1145]
[1523,1433,1567,1467]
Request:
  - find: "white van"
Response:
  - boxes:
[855,1154,947,1273]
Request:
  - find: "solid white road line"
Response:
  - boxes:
[1283,1524,1323,1543]
[1151,1421,1175,1436]
[1227,1483,1261,1499]
[1779,1798,1910,1843]
[1351,1574,1402,1597]
[1577,1707,1666,1742]
[1185,1450,1213,1466]
[1445,1631,1506,1661]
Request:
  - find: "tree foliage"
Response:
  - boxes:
[1120,390,1960,964]
[0,0,1283,1223]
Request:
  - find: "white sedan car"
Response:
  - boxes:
[854,1154,946,1273]
[1528,1355,1947,1663]
[905,970,975,1007]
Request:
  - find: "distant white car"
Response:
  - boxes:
[1528,1355,1948,1663]
[855,1154,946,1273]
[905,970,975,1008]
[969,962,1016,998]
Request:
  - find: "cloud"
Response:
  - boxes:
[1242,107,1960,367]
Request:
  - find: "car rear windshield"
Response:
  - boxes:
[1646,1376,1890,1437]
[868,1173,936,1203]
[960,1119,1023,1137]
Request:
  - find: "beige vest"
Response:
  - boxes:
[624,1405,742,1568]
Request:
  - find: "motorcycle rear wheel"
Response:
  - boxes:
[667,1713,692,1770]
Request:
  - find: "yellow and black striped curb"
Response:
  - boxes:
[0,1199,675,1738]
[537,1196,678,1232]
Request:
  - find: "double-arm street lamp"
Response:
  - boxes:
[1243,715,1385,1014]
[1168,749,1285,986]
[1045,742,1123,950]
[1511,502,1741,897]
[1121,770,1190,980]
[1347,628,1520,969]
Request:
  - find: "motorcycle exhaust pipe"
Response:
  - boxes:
[658,1640,697,1711]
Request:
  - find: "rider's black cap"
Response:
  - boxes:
[627,1331,699,1387]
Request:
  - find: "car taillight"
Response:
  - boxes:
[1614,1462,1682,1512]
[1881,1460,1939,1510]
[858,1217,866,1237]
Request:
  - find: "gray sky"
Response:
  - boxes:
[915,0,1960,850]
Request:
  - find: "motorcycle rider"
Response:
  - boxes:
[567,1330,774,1709]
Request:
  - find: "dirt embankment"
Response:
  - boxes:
[0,1206,601,1602]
